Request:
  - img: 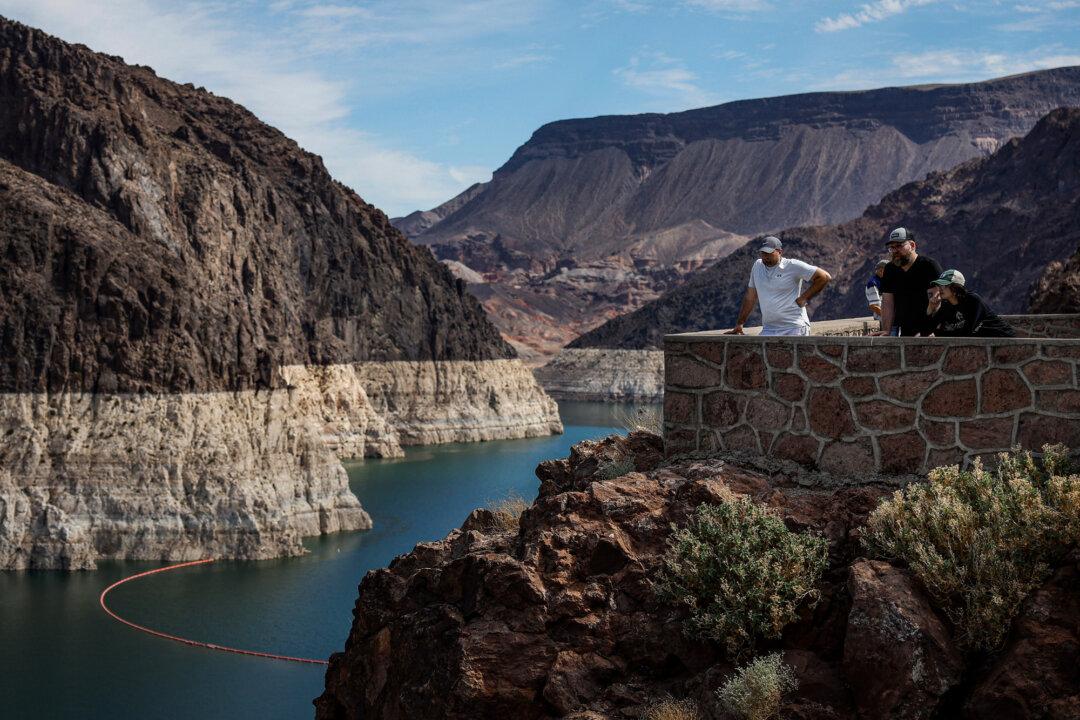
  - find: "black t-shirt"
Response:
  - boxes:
[880,255,942,336]
[929,292,1015,337]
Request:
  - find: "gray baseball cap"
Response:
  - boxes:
[758,236,782,252]
[887,227,915,245]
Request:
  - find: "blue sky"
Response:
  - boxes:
[1,1,1078,216]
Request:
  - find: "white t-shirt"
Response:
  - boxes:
[748,257,818,330]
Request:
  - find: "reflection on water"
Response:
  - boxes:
[0,401,632,720]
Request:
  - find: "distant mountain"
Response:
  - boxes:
[572,107,1080,349]
[396,69,1080,360]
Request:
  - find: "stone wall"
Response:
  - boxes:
[663,325,1080,477]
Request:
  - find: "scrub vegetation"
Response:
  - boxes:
[716,653,798,720]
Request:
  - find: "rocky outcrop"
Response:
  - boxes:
[1030,246,1080,314]
[317,433,1079,719]
[398,69,1080,360]
[574,108,1080,350]
[0,18,561,569]
[533,349,665,402]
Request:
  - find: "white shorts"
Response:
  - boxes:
[761,325,811,336]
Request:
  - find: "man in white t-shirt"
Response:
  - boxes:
[724,236,832,336]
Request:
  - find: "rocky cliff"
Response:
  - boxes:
[316,432,1080,719]
[398,69,1080,360]
[574,107,1080,350]
[0,18,561,569]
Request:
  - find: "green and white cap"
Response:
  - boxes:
[932,269,965,287]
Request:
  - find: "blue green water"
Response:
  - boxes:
[0,402,625,719]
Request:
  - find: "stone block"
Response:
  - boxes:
[663,392,697,425]
[702,391,744,428]
[819,343,844,358]
[922,379,978,418]
[665,342,687,354]
[981,369,1031,413]
[665,355,721,389]
[856,400,916,431]
[942,345,987,375]
[773,372,807,402]
[766,345,794,369]
[918,417,956,447]
[725,345,767,390]
[842,376,877,398]
[665,427,697,456]
[799,352,842,384]
[774,434,820,466]
[792,407,807,431]
[959,417,1015,450]
[1036,389,1080,413]
[904,344,945,368]
[879,371,938,403]
[926,447,964,471]
[819,438,875,476]
[723,424,760,454]
[745,397,790,431]
[878,431,927,475]
[808,388,857,439]
[1045,345,1080,360]
[991,345,1036,364]
[1018,413,1080,449]
[847,346,901,373]
[691,341,726,365]
[699,429,722,454]
[1022,360,1072,386]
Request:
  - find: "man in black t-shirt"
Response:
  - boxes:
[876,227,942,336]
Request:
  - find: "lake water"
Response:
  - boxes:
[0,402,626,719]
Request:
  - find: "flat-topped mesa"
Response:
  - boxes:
[663,315,1080,477]
[0,18,561,570]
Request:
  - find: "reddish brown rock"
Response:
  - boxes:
[1045,345,1080,360]
[844,560,962,720]
[809,388,857,439]
[663,392,698,425]
[774,434,821,466]
[926,446,964,470]
[666,355,722,389]
[665,428,698,456]
[878,431,927,475]
[943,345,988,375]
[922,379,978,418]
[918,417,956,446]
[723,424,760,453]
[846,346,902,373]
[819,343,845,358]
[1036,389,1080,413]
[690,341,726,365]
[904,344,945,368]
[842,376,877,398]
[746,397,790,431]
[775,372,808,402]
[856,400,916,431]
[1022,359,1073,385]
[726,345,768,390]
[767,345,795,369]
[959,417,1015,450]
[992,344,1038,364]
[819,439,875,475]
[981,369,1032,413]
[965,567,1080,720]
[703,391,744,427]
[792,407,808,431]
[1017,412,1080,449]
[799,352,842,384]
[879,371,938,403]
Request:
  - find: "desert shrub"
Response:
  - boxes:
[641,696,700,720]
[656,495,828,658]
[716,653,797,720]
[616,403,664,436]
[597,456,636,480]
[486,493,530,532]
[863,445,1080,651]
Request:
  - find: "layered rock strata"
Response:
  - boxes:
[318,432,1079,719]
[0,19,561,569]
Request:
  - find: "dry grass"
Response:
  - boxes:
[864,444,1080,651]
[641,696,700,720]
[616,403,664,436]
[716,653,798,720]
[486,493,530,532]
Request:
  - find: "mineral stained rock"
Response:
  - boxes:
[0,17,560,569]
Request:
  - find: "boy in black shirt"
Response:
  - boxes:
[876,227,942,336]
[926,269,1015,337]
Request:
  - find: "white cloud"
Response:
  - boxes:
[815,0,938,33]
[0,0,524,215]
[685,0,771,11]
[615,53,722,110]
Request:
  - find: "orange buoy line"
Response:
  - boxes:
[99,558,328,666]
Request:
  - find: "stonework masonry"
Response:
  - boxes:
[663,315,1080,477]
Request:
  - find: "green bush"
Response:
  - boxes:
[863,445,1080,651]
[716,653,798,720]
[656,494,828,658]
